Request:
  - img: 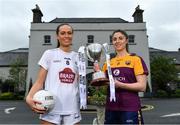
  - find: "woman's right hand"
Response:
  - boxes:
[26,96,46,114]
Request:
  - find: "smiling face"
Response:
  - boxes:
[56,24,73,47]
[112,31,128,52]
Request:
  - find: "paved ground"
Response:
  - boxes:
[0,98,180,124]
[141,98,180,124]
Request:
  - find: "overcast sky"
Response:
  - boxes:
[0,0,180,52]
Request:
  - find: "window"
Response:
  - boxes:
[44,35,51,44]
[128,35,135,43]
[87,35,94,66]
[87,35,94,43]
[109,35,112,44]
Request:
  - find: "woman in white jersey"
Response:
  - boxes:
[26,24,81,125]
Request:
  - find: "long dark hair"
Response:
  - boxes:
[56,23,73,47]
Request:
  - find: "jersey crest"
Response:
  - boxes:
[113,69,120,76]
[59,68,75,84]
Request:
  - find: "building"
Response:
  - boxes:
[26,5,152,94]
[0,48,28,92]
[150,47,180,79]
[150,47,180,67]
[0,48,28,80]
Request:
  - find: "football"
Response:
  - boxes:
[33,90,55,111]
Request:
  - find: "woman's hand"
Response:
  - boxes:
[25,67,48,114]
[113,74,147,92]
[26,96,46,114]
[114,79,123,88]
[93,62,100,72]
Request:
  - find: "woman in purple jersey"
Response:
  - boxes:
[94,29,148,124]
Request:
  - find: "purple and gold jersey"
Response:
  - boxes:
[102,54,148,111]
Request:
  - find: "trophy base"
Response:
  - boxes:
[90,78,109,86]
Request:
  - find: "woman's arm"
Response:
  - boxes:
[115,74,147,92]
[26,67,47,114]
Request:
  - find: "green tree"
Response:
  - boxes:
[150,56,178,92]
[8,58,27,93]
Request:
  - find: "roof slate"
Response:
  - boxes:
[150,47,180,65]
[0,48,28,66]
[49,18,128,23]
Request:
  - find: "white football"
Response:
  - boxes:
[33,90,55,111]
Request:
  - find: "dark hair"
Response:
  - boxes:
[112,29,129,51]
[56,23,73,47]
[112,29,128,39]
[56,23,73,35]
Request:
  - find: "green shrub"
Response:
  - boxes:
[88,86,107,106]
[0,92,14,100]
[172,89,180,97]
[155,89,168,97]
[0,92,24,100]
[89,93,106,106]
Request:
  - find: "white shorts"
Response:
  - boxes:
[40,112,81,125]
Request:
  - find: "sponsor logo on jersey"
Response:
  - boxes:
[115,76,126,81]
[117,62,120,66]
[125,60,131,65]
[113,69,120,76]
[64,57,71,65]
[53,60,61,63]
[66,60,70,65]
[59,68,75,84]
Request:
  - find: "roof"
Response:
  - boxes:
[49,18,128,23]
[6,48,29,53]
[149,47,167,52]
[0,48,28,67]
[150,47,180,65]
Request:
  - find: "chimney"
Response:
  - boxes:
[32,4,43,23]
[132,5,144,23]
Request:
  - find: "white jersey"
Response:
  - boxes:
[38,48,79,114]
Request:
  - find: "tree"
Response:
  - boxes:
[1,79,14,93]
[8,58,27,93]
[150,56,178,92]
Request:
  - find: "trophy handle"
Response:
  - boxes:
[86,47,95,62]
[78,46,85,53]
[103,43,109,54]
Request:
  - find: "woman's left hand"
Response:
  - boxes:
[114,79,121,88]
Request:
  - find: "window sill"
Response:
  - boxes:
[128,43,137,45]
[42,43,52,46]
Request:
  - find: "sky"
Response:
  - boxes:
[0,0,180,52]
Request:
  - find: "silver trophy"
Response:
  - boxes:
[86,43,109,86]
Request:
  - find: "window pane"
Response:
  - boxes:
[44,35,51,44]
[128,35,135,43]
[87,35,94,43]
[110,35,112,44]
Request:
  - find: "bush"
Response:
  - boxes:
[88,86,107,106]
[14,91,25,100]
[0,92,24,100]
[1,79,14,93]
[155,89,168,98]
[0,92,14,100]
[172,89,180,97]
[89,93,106,106]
